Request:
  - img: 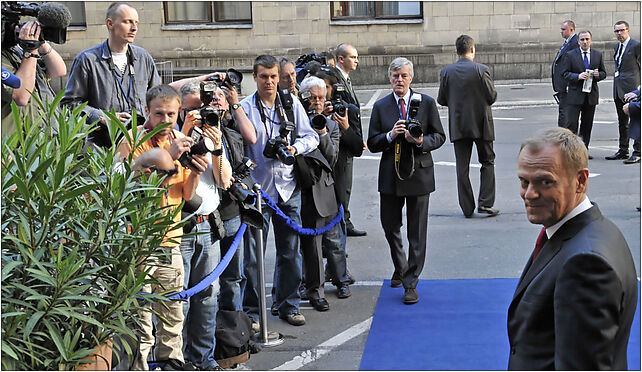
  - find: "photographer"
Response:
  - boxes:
[278,57,298,96]
[241,55,318,327]
[179,79,256,317]
[2,5,68,135]
[315,71,365,240]
[298,76,352,310]
[367,57,445,305]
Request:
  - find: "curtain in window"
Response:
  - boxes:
[166,2,209,22]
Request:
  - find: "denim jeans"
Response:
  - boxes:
[219,215,244,311]
[180,219,220,370]
[243,188,302,321]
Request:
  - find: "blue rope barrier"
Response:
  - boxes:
[258,189,343,235]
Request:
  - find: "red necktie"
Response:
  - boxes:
[532,227,548,261]
[399,98,406,120]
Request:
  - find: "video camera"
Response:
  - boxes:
[200,68,243,105]
[178,126,216,170]
[263,89,296,165]
[294,51,333,84]
[404,94,423,139]
[298,90,327,131]
[2,2,71,50]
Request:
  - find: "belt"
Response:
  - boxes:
[195,214,208,224]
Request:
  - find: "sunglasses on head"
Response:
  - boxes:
[147,166,179,177]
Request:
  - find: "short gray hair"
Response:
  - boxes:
[519,127,588,177]
[299,76,326,93]
[279,57,295,70]
[388,57,414,79]
[106,2,135,21]
[179,80,201,98]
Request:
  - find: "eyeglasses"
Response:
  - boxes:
[148,166,179,177]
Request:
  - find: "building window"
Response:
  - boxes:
[164,1,251,24]
[331,1,422,20]
[57,1,86,27]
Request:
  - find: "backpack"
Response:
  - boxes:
[214,310,252,368]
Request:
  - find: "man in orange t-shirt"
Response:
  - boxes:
[118,84,209,370]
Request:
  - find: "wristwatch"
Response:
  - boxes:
[23,51,41,59]
[212,148,223,156]
[231,103,241,111]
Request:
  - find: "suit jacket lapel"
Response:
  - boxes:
[512,205,602,300]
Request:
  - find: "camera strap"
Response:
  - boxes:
[254,93,280,139]
[107,42,135,108]
[394,137,415,181]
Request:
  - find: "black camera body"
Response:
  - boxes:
[404,94,423,139]
[330,83,347,116]
[263,121,295,165]
[228,157,258,204]
[178,126,216,169]
[2,2,70,49]
[200,68,243,105]
[298,90,327,131]
[199,106,224,127]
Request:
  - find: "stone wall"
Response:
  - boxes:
[52,1,640,89]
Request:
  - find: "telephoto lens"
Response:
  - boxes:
[310,114,327,131]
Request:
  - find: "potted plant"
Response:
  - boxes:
[1,93,180,370]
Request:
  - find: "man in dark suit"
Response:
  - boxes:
[298,76,352,311]
[437,35,499,218]
[508,127,638,370]
[368,57,445,304]
[333,43,366,237]
[552,20,579,128]
[624,88,640,143]
[561,30,606,154]
[606,20,641,163]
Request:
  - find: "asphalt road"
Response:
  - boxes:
[237,81,640,371]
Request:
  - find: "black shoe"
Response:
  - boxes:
[588,155,594,160]
[477,206,499,216]
[310,297,330,311]
[390,274,403,288]
[347,226,367,236]
[280,312,306,326]
[337,284,351,298]
[347,270,356,285]
[624,155,640,164]
[403,288,419,304]
[606,150,629,160]
[271,302,278,316]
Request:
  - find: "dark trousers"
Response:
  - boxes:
[380,193,430,289]
[453,139,496,216]
[616,96,641,155]
[566,99,596,148]
[343,156,354,226]
[557,91,569,128]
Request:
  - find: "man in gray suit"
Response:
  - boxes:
[508,127,637,369]
[552,20,579,128]
[438,35,499,218]
[606,20,641,163]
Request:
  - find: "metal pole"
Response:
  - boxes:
[252,184,284,347]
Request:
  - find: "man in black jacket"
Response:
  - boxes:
[552,20,579,129]
[368,57,445,304]
[438,35,499,218]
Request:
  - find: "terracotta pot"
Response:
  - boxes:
[75,341,112,371]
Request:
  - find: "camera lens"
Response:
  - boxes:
[310,114,326,130]
[191,137,216,156]
[276,145,295,165]
[407,122,423,138]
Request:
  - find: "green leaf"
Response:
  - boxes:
[43,320,68,360]
[23,311,44,340]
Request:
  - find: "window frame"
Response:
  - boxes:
[163,2,252,25]
[330,1,422,21]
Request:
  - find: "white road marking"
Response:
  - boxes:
[493,117,523,121]
[272,317,373,370]
[588,173,600,178]
[594,120,616,124]
[435,161,481,168]
[589,145,620,151]
[363,89,384,110]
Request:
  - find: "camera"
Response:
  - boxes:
[330,83,347,116]
[178,126,216,169]
[298,90,327,131]
[199,106,224,127]
[228,157,258,205]
[200,68,243,105]
[2,2,71,50]
[404,94,423,139]
[263,121,295,165]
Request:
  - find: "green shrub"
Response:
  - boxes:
[1,92,180,370]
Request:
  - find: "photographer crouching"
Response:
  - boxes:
[298,76,352,310]
[1,2,69,135]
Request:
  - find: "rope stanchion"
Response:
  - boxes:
[258,189,343,235]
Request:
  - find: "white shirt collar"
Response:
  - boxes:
[622,36,631,49]
[393,90,411,106]
[337,65,350,80]
[546,196,592,239]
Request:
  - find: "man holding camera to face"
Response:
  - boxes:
[368,57,445,305]
[297,76,352,311]
[240,55,319,327]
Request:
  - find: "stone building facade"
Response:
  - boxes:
[53,1,640,91]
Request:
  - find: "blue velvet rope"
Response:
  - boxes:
[258,189,343,235]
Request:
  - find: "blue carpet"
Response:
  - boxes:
[360,278,641,370]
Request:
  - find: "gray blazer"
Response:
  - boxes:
[437,58,497,142]
[307,117,340,218]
